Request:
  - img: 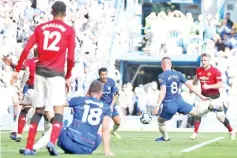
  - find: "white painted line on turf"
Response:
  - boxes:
[180,137,225,153]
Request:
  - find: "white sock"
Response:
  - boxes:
[33,126,52,150]
[112,124,119,132]
[158,123,169,140]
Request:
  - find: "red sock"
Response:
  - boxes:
[226,124,233,132]
[50,122,62,144]
[25,123,38,150]
[223,118,233,132]
[18,115,26,135]
[194,121,201,133]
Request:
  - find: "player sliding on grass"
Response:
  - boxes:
[189,53,235,140]
[153,57,224,141]
[57,80,114,156]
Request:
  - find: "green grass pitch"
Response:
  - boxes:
[1,131,237,158]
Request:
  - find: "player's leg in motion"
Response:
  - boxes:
[155,101,176,141]
[23,108,44,155]
[46,76,66,156]
[216,113,235,140]
[190,117,201,140]
[32,111,53,151]
[156,117,170,141]
[21,75,45,155]
[33,111,54,151]
[10,105,22,140]
[15,107,31,142]
[111,106,121,139]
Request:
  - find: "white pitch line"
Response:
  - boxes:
[180,137,225,153]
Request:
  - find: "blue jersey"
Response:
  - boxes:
[158,70,187,103]
[67,96,111,148]
[98,78,118,105]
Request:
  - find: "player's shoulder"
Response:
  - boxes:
[171,69,182,75]
[158,71,166,78]
[210,66,221,73]
[107,77,115,83]
[196,67,204,72]
[86,97,110,110]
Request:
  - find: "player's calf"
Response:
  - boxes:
[111,116,121,139]
[217,116,235,140]
[16,107,31,142]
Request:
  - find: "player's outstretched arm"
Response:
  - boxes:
[192,75,199,85]
[19,67,30,91]
[11,33,37,84]
[185,81,208,101]
[153,85,166,115]
[102,116,114,156]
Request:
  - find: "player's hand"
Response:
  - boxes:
[202,83,210,90]
[105,151,114,156]
[153,106,159,115]
[2,57,12,66]
[65,79,70,94]
[11,71,19,85]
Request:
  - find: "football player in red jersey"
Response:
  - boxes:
[11,1,75,156]
[190,53,235,140]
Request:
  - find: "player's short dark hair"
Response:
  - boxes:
[51,1,66,17]
[88,80,103,93]
[161,57,171,61]
[201,53,211,58]
[99,68,108,75]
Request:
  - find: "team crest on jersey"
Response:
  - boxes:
[107,86,111,90]
[207,72,211,76]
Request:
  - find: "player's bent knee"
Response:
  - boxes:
[35,107,45,114]
[54,113,63,123]
[53,106,64,114]
[216,115,225,122]
[20,107,30,115]
[158,122,165,127]
[112,116,121,125]
[157,117,166,124]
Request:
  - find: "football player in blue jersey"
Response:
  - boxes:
[57,80,114,156]
[153,57,223,141]
[97,68,121,139]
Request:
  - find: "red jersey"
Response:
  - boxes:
[15,19,75,79]
[24,58,38,86]
[196,66,222,96]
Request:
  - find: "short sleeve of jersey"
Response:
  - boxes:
[111,79,118,94]
[214,69,222,82]
[158,74,166,86]
[178,72,188,83]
